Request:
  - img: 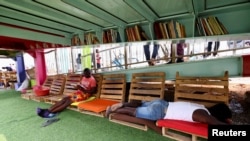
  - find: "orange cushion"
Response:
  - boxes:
[77,99,119,113]
[157,119,208,137]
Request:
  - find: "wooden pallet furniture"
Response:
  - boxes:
[43,73,82,104]
[30,74,66,102]
[156,71,229,141]
[77,73,126,117]
[21,75,55,100]
[109,72,165,133]
[1,71,17,89]
[174,71,229,107]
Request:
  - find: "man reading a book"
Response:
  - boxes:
[37,68,97,118]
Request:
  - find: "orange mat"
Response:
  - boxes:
[77,99,119,113]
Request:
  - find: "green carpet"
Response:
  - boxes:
[0,90,174,141]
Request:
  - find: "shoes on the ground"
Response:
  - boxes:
[42,118,60,127]
[37,107,57,118]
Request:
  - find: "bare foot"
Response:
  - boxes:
[110,103,123,111]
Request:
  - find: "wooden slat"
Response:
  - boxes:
[21,75,55,100]
[98,73,126,102]
[174,71,229,106]
[44,73,81,104]
[30,74,66,102]
[128,72,166,101]
[109,72,166,131]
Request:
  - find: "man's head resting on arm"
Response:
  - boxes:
[208,103,232,124]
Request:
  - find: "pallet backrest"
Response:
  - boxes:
[63,73,83,96]
[128,72,166,102]
[174,71,229,107]
[49,74,66,95]
[43,75,55,88]
[92,73,103,98]
[99,73,126,102]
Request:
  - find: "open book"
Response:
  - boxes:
[71,84,86,89]
[78,84,86,89]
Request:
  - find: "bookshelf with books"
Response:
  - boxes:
[73,1,249,49]
[71,34,81,46]
[196,16,229,36]
[195,1,250,36]
[102,28,122,44]
[154,20,187,40]
[153,14,195,40]
[125,24,151,42]
[84,32,100,45]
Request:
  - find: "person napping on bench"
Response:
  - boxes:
[37,68,97,118]
[105,99,232,125]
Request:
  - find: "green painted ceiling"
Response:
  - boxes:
[0,0,249,50]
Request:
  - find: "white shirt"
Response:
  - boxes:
[164,101,210,122]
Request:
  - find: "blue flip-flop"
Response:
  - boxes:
[41,118,60,127]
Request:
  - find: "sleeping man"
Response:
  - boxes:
[105,99,232,125]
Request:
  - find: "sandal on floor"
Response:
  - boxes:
[41,118,60,127]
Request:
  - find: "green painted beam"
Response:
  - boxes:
[62,0,126,28]
[1,25,71,45]
[37,0,111,28]
[0,7,81,33]
[4,0,101,30]
[0,17,71,38]
[101,56,243,82]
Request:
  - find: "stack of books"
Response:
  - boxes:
[125,25,150,42]
[154,20,186,39]
[102,29,121,43]
[196,16,228,36]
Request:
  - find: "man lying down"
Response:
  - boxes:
[106,99,232,125]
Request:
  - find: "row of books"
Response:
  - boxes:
[197,16,228,36]
[71,33,100,46]
[125,25,150,42]
[71,16,228,45]
[102,29,121,43]
[84,33,100,45]
[71,35,81,46]
[154,20,186,40]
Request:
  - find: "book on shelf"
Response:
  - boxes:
[154,20,186,39]
[84,33,99,45]
[197,16,228,36]
[102,29,121,43]
[180,24,186,38]
[208,16,221,35]
[204,18,214,36]
[153,22,163,39]
[168,20,176,38]
[163,22,170,39]
[213,16,226,35]
[125,25,150,42]
[71,34,81,46]
[159,22,167,39]
[134,25,142,41]
[198,18,207,36]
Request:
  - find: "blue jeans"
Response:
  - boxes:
[135,99,168,120]
[143,44,159,61]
